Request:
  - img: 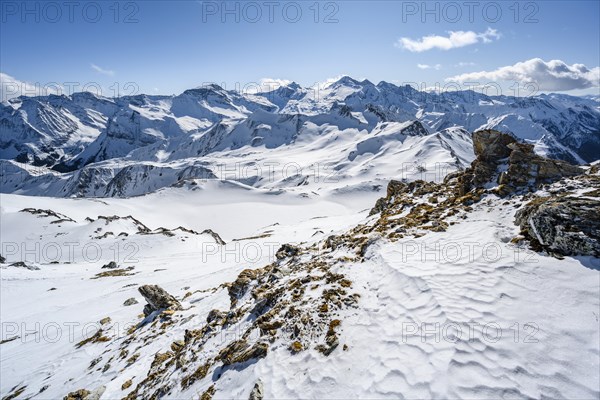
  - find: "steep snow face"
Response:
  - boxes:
[0,95,110,167]
[1,77,599,197]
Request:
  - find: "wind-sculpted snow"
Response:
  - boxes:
[1,77,599,197]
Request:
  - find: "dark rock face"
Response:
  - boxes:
[460,129,583,195]
[472,129,517,161]
[218,340,268,366]
[8,261,40,271]
[101,261,118,269]
[138,285,182,317]
[515,197,600,257]
[201,229,226,245]
[206,309,225,324]
[228,269,259,305]
[401,120,429,137]
[499,142,583,188]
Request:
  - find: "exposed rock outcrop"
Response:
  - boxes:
[123,298,139,306]
[515,196,600,257]
[8,261,40,271]
[218,340,268,366]
[500,142,583,186]
[201,229,226,245]
[101,261,118,269]
[206,309,225,324]
[460,130,583,195]
[367,129,596,258]
[138,285,182,317]
[473,129,517,161]
[20,208,76,223]
[63,386,105,400]
[64,389,90,400]
[275,244,300,260]
[249,380,264,400]
[228,269,260,306]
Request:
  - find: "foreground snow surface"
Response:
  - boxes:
[1,185,599,399]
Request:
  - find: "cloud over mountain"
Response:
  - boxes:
[0,72,61,102]
[446,58,600,91]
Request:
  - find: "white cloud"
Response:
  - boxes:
[417,64,442,70]
[91,63,115,76]
[396,28,500,52]
[456,62,476,67]
[446,58,600,91]
[0,72,62,102]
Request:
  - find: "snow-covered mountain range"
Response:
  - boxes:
[1,76,599,198]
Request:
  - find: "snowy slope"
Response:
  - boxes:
[1,172,598,400]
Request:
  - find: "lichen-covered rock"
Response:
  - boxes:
[138,285,182,317]
[460,130,584,195]
[500,143,583,188]
[275,244,300,260]
[386,179,408,198]
[206,309,225,324]
[63,386,105,400]
[64,389,91,400]
[228,269,260,305]
[369,197,388,216]
[218,340,268,365]
[370,180,438,215]
[123,297,138,306]
[515,197,600,256]
[473,129,517,161]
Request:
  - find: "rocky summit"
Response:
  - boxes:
[458,129,584,196]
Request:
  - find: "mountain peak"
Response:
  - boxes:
[328,75,363,87]
[286,81,302,90]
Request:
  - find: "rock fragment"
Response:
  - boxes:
[138,285,182,317]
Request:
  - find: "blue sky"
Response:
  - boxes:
[1,0,599,97]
